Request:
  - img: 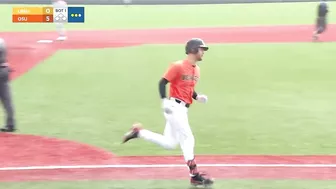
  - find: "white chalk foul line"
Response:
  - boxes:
[0,163,335,171]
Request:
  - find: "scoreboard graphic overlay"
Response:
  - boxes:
[12,7,85,23]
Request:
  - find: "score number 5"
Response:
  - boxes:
[44,15,53,22]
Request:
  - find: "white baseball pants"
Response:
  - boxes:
[139,98,195,162]
[56,23,66,37]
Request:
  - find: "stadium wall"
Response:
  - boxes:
[1,0,335,5]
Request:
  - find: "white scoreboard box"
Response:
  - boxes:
[53,7,68,23]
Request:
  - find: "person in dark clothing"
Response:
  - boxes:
[313,0,329,41]
[0,38,16,132]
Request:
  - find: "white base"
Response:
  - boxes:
[37,40,53,43]
[56,36,67,41]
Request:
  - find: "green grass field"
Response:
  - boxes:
[13,43,336,155]
[1,2,336,31]
[1,2,336,189]
[2,180,336,189]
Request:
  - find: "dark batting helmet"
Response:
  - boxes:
[185,38,209,54]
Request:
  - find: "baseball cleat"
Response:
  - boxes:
[0,126,16,132]
[312,33,320,42]
[122,123,142,143]
[190,172,214,188]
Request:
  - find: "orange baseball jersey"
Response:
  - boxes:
[163,59,200,104]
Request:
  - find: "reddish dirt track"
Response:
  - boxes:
[0,25,335,182]
[2,25,336,46]
[1,166,335,182]
[0,133,114,167]
[0,133,335,182]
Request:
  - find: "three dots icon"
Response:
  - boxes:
[71,14,82,17]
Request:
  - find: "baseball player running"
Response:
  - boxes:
[52,0,67,41]
[122,38,214,187]
[313,0,329,41]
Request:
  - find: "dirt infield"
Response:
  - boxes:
[0,133,335,181]
[0,25,335,182]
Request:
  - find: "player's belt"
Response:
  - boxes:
[173,98,190,108]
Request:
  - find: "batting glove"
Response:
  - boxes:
[162,98,173,114]
[196,94,208,103]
